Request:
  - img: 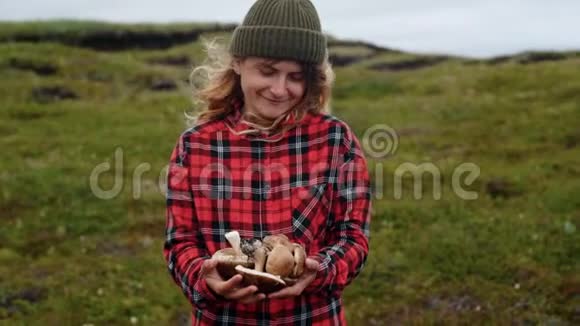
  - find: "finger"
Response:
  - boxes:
[238,293,266,304]
[211,274,243,296]
[217,274,243,292]
[305,258,319,271]
[224,285,258,301]
[201,259,218,275]
[268,285,300,299]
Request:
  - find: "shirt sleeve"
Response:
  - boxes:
[163,132,221,309]
[305,125,372,295]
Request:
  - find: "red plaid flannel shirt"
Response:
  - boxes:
[164,103,372,325]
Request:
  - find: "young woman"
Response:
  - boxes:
[164,0,372,324]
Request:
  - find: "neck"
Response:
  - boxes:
[241,106,282,127]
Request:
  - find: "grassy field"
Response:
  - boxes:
[0,21,579,325]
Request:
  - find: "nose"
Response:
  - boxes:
[269,76,287,98]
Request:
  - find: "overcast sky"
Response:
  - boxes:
[1,0,579,58]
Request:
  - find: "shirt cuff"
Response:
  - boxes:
[193,276,220,306]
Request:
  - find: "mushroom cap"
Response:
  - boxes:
[240,238,263,256]
[263,234,292,250]
[235,265,286,294]
[212,248,254,280]
[265,245,295,278]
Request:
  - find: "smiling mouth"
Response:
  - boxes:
[262,96,286,104]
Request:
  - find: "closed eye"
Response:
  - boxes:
[289,73,304,81]
[259,67,273,74]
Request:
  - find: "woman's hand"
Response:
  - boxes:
[267,258,320,299]
[201,259,266,304]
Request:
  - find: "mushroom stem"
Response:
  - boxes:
[292,243,306,277]
[254,247,267,272]
[225,231,243,257]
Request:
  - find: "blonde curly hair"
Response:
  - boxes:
[186,38,335,141]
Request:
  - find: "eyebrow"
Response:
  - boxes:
[257,62,275,70]
[256,61,303,74]
[264,59,281,65]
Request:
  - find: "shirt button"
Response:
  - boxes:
[262,183,270,200]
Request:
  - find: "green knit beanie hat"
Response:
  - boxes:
[229,0,327,64]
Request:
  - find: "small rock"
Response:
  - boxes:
[31,86,78,103]
[150,79,177,91]
[0,287,47,315]
[9,58,58,76]
[485,178,522,199]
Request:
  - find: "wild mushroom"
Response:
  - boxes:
[234,265,286,294]
[212,231,254,279]
[291,243,306,278]
[232,237,288,293]
[263,235,307,279]
[213,231,308,293]
[225,230,243,256]
[264,244,295,277]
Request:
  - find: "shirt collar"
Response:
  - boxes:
[224,98,304,141]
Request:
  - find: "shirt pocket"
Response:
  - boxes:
[289,181,332,244]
